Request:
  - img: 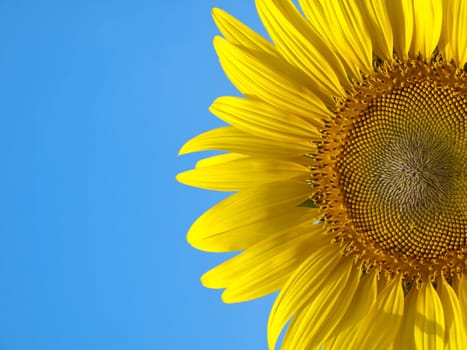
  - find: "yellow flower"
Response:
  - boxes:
[178,0,467,348]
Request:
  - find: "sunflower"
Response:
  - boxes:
[178,0,467,348]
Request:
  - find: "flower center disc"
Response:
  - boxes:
[316,60,467,278]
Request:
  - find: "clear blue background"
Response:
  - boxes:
[0,1,276,349]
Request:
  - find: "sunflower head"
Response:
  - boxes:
[178,1,467,348]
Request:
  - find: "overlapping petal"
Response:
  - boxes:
[438,276,466,349]
[395,285,417,349]
[410,0,443,59]
[210,96,320,141]
[214,36,332,125]
[178,157,310,191]
[335,269,378,330]
[201,222,322,303]
[414,281,445,349]
[439,0,467,66]
[267,244,351,349]
[322,270,378,348]
[385,0,413,60]
[280,262,360,349]
[396,281,445,349]
[256,0,348,103]
[212,8,277,57]
[357,0,393,62]
[457,274,467,333]
[187,181,313,252]
[299,0,373,80]
[179,126,314,158]
[341,275,404,350]
[194,153,246,168]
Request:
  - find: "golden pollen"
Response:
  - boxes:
[316,59,467,280]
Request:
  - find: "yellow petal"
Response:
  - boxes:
[214,36,331,125]
[210,96,320,141]
[255,0,348,103]
[439,0,467,66]
[344,274,404,350]
[358,0,394,61]
[187,181,314,252]
[281,260,359,349]
[396,281,445,349]
[410,0,443,60]
[201,222,322,302]
[385,0,413,60]
[299,0,373,80]
[195,153,246,168]
[438,275,466,349]
[323,326,354,350]
[414,281,445,349]
[194,153,313,170]
[178,157,310,191]
[457,274,467,335]
[324,326,396,350]
[212,8,277,57]
[337,268,378,330]
[267,243,344,350]
[394,286,419,350]
[179,126,314,158]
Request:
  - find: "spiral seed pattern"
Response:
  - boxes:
[315,60,467,279]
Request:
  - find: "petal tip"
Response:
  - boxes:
[211,7,223,19]
[175,171,188,185]
[178,137,200,155]
[186,227,199,248]
[221,290,238,304]
[213,35,227,49]
[200,271,212,288]
[178,143,190,155]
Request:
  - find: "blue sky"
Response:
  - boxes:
[0,1,276,349]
